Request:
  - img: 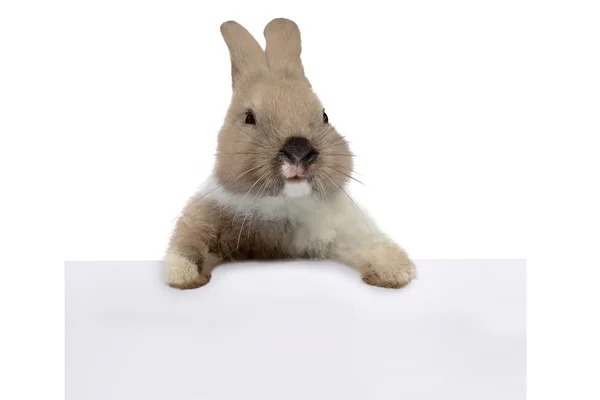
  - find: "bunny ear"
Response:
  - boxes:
[220,21,267,88]
[264,18,307,81]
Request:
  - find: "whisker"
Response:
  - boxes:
[311,127,328,145]
[319,134,347,148]
[237,175,272,249]
[233,140,269,151]
[245,176,272,240]
[253,123,278,146]
[176,163,266,223]
[315,125,335,143]
[224,118,269,148]
[322,153,356,157]
[320,170,371,232]
[314,175,329,203]
[319,140,349,152]
[325,166,366,186]
[264,121,285,143]
[330,163,363,176]
[246,208,257,240]
[232,170,270,224]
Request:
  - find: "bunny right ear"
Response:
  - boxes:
[263,18,307,82]
[220,21,267,88]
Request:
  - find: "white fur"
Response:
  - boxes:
[197,175,388,258]
[283,181,312,197]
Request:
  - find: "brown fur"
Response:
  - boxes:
[168,197,297,289]
[172,198,293,264]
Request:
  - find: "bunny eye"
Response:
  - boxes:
[245,110,256,125]
[323,109,329,124]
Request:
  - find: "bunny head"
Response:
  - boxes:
[214,18,353,198]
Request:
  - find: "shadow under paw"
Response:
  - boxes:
[361,271,413,289]
[168,274,211,290]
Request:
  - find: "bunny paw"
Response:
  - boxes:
[163,252,210,290]
[360,242,416,289]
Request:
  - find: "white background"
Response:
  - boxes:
[1,0,599,399]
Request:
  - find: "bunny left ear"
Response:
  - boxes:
[263,18,307,82]
[221,21,268,89]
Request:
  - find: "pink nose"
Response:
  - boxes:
[282,163,307,179]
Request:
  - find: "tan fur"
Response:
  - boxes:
[163,252,211,289]
[164,18,416,290]
[332,242,416,288]
[264,18,307,81]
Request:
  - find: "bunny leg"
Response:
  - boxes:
[331,240,416,288]
[163,216,223,290]
[163,247,222,290]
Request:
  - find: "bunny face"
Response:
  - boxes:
[213,20,353,199]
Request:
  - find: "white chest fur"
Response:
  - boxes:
[198,176,331,221]
[196,175,378,257]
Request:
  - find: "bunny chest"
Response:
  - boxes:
[203,178,341,258]
[233,190,339,258]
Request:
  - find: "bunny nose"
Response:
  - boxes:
[280,137,319,164]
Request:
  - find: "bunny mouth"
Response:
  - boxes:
[278,137,318,183]
[281,163,309,181]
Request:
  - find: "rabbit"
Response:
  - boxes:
[163,18,416,290]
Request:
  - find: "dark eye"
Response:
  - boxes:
[245,110,256,125]
[323,110,329,124]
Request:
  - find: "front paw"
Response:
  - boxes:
[360,242,416,289]
[163,252,210,290]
